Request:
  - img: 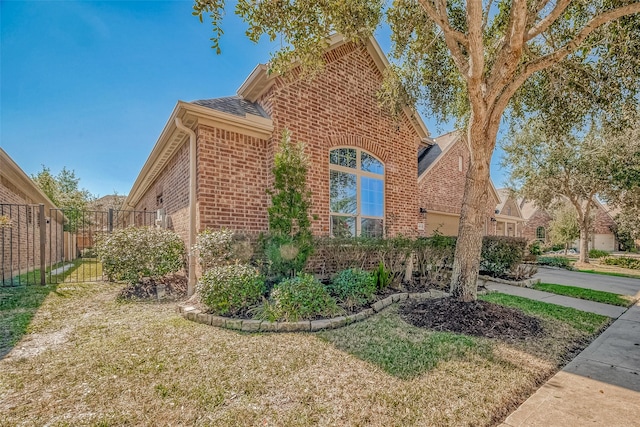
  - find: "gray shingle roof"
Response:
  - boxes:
[192,96,270,119]
[418,144,442,176]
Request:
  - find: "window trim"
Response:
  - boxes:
[329,147,385,237]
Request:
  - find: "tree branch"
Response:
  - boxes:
[417,0,469,74]
[493,2,640,120]
[525,0,572,41]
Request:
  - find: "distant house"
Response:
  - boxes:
[1,148,66,279]
[489,188,525,237]
[417,131,501,236]
[519,198,617,251]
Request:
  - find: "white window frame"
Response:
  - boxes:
[329,147,385,237]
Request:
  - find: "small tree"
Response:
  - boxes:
[32,165,94,232]
[548,202,581,255]
[266,129,314,277]
[503,120,640,264]
[613,206,640,252]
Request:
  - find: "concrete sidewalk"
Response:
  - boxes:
[499,302,640,426]
[485,282,628,318]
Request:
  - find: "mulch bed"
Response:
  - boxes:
[400,297,543,341]
[118,274,188,301]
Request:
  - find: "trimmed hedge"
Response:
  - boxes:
[95,227,185,283]
[327,268,377,308]
[480,236,527,278]
[198,264,265,316]
[537,256,573,269]
[601,256,640,270]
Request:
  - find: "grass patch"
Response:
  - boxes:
[319,306,492,379]
[0,284,57,357]
[5,258,103,285]
[533,282,634,307]
[576,269,640,280]
[0,285,612,427]
[480,293,610,334]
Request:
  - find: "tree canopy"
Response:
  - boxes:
[502,120,640,261]
[32,165,94,232]
[194,0,640,300]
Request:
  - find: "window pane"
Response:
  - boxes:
[361,218,383,238]
[361,152,384,174]
[330,170,357,214]
[331,216,355,238]
[361,176,384,217]
[329,148,356,168]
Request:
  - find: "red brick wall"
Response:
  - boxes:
[258,42,420,237]
[1,176,64,279]
[522,209,553,242]
[418,137,499,236]
[133,143,191,244]
[593,205,616,234]
[196,126,270,233]
[418,138,468,217]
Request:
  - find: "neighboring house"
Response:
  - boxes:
[1,148,66,279]
[488,188,524,237]
[519,198,618,251]
[125,35,432,246]
[417,131,501,236]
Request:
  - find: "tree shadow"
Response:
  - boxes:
[0,283,57,359]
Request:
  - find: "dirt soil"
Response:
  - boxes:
[400,297,543,341]
[118,274,188,301]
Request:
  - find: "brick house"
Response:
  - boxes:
[519,198,617,251]
[1,148,65,280]
[417,131,501,236]
[125,35,434,249]
[126,35,513,272]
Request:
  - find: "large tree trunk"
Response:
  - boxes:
[579,226,590,264]
[450,120,497,302]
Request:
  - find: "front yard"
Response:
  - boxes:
[0,281,610,426]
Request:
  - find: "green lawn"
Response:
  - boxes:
[0,284,611,427]
[532,282,634,307]
[480,293,610,334]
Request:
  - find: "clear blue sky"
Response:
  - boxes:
[1,0,508,198]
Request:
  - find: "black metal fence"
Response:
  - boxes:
[1,204,157,286]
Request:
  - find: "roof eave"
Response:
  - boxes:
[125,102,274,209]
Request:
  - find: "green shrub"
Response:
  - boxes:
[537,256,572,269]
[588,249,609,259]
[480,236,527,277]
[197,264,265,315]
[601,256,640,270]
[413,234,456,286]
[372,261,391,291]
[528,241,542,256]
[95,227,185,283]
[194,229,255,270]
[328,268,377,308]
[258,273,340,321]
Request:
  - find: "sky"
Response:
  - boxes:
[1,0,508,198]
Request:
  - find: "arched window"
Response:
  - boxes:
[329,147,384,237]
[536,226,546,240]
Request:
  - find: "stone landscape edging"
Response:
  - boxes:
[478,275,540,288]
[177,289,450,333]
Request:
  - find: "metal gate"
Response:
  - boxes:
[1,204,156,286]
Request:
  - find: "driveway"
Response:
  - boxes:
[534,267,640,297]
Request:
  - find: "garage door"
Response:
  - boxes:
[426,213,460,236]
[593,234,616,252]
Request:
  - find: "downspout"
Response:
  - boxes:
[175,117,197,297]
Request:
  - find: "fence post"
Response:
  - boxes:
[39,204,46,285]
[108,208,113,233]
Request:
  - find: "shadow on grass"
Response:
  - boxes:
[0,283,57,359]
[317,306,494,380]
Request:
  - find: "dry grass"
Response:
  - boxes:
[0,282,607,427]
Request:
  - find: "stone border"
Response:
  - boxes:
[177,289,450,333]
[478,275,540,288]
